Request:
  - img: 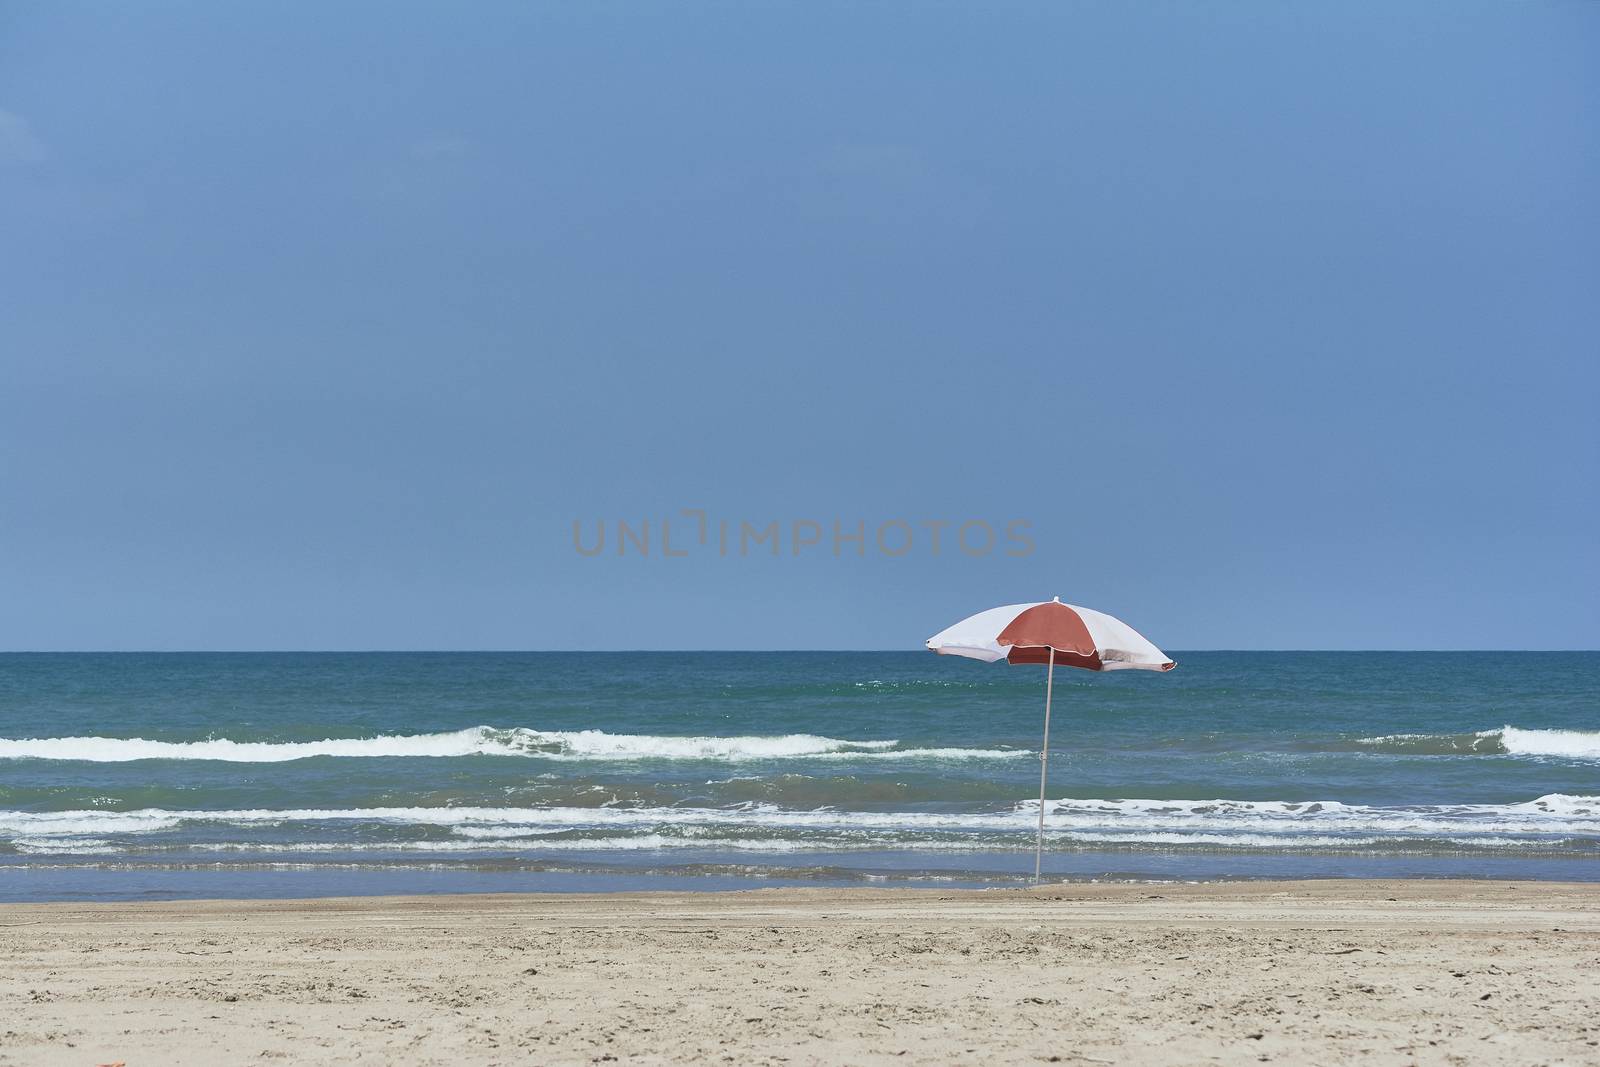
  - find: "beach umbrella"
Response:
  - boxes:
[925,597,1174,881]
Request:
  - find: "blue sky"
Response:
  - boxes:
[2,2,1596,650]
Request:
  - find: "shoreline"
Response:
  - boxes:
[5,880,1598,1065]
[9,845,1600,905]
[7,875,1600,909]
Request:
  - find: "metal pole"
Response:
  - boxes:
[1035,647,1055,883]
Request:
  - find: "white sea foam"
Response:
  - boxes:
[1497,727,1600,759]
[0,728,1024,764]
[176,837,847,854]
[1,795,1594,850]
[1356,726,1600,760]
[7,837,119,854]
[0,830,1428,855]
[5,831,1570,856]
[0,811,186,836]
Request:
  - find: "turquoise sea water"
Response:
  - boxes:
[0,652,1595,901]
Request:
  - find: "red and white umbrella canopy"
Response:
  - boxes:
[926,597,1174,672]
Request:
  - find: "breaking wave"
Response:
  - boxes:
[0,728,1025,764]
[1355,726,1600,760]
[1,794,1594,855]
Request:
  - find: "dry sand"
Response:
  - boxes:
[2,880,1598,1065]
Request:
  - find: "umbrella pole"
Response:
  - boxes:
[1035,647,1056,883]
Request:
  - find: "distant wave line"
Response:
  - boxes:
[1,793,1593,842]
[10,834,1589,857]
[0,727,1026,764]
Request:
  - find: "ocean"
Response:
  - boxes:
[0,651,1595,901]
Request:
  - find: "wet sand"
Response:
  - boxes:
[3,880,1598,1065]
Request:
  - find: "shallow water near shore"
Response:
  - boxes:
[1,651,1595,901]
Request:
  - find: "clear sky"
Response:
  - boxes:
[2,2,1596,651]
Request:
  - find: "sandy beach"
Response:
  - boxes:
[1,880,1596,1065]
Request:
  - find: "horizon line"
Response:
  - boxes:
[2,648,1597,655]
